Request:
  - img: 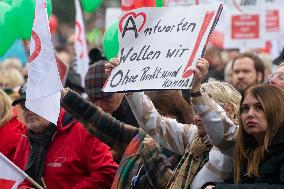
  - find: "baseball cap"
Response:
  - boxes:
[11,84,26,106]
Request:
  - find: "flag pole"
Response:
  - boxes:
[0,153,44,189]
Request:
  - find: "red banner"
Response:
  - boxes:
[266,10,280,32]
[231,14,259,39]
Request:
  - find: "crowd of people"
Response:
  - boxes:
[1,12,284,189]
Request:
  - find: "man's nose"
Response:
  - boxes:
[269,77,278,85]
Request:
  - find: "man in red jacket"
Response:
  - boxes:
[12,85,118,189]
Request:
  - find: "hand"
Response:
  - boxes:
[60,88,68,98]
[143,135,157,149]
[105,57,120,76]
[190,58,209,93]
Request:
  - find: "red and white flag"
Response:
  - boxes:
[75,0,89,87]
[26,0,63,125]
[0,153,25,189]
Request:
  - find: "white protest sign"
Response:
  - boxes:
[26,0,62,125]
[224,6,265,49]
[103,4,222,92]
[264,0,284,40]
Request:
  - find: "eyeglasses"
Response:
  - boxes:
[269,72,284,82]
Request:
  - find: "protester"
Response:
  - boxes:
[60,85,194,189]
[224,61,233,84]
[65,69,85,95]
[269,62,284,90]
[203,85,284,189]
[1,58,23,73]
[231,53,265,94]
[84,60,140,162]
[204,46,225,81]
[122,58,240,189]
[0,67,25,92]
[13,85,118,189]
[0,89,24,161]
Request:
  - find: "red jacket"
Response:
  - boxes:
[14,110,118,189]
[0,116,24,160]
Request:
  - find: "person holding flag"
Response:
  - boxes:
[12,85,118,189]
[9,0,118,188]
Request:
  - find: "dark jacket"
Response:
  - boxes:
[214,126,284,189]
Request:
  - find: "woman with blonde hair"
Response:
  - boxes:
[204,85,284,188]
[0,89,24,160]
[124,58,240,189]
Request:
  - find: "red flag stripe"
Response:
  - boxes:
[0,178,16,189]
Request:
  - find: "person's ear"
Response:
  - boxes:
[224,103,234,118]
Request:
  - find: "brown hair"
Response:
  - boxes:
[146,90,194,124]
[234,84,284,183]
[232,52,265,82]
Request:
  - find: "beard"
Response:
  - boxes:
[235,78,259,94]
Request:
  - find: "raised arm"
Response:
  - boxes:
[61,88,138,146]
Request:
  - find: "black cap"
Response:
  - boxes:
[65,70,85,93]
[12,84,26,106]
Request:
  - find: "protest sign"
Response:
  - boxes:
[224,7,265,49]
[264,0,284,40]
[103,4,222,92]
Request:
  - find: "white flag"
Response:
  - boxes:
[0,153,25,189]
[26,0,63,125]
[75,0,89,87]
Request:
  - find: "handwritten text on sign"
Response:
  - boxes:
[103,4,222,92]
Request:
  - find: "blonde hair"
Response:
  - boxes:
[201,81,241,124]
[0,89,13,127]
[1,58,23,73]
[0,67,24,89]
[235,85,284,183]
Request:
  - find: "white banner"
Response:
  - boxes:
[26,0,62,125]
[103,4,222,92]
[75,0,89,87]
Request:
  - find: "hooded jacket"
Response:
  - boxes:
[13,109,118,189]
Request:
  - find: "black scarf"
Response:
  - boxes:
[25,123,57,186]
